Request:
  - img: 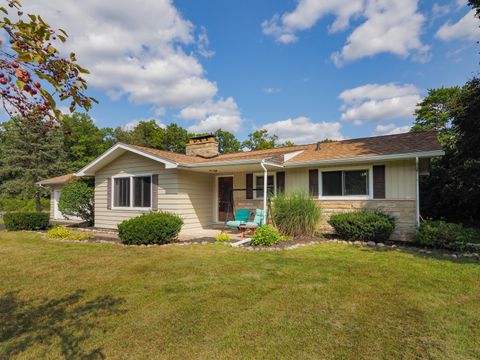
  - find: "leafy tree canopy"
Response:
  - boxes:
[411,87,461,146]
[242,129,278,151]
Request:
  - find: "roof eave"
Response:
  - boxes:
[284,150,445,168]
[75,143,179,176]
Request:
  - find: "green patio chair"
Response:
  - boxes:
[225,209,251,229]
[245,209,265,227]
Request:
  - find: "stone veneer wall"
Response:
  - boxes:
[318,200,416,241]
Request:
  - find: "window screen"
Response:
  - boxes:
[344,170,368,195]
[322,170,369,196]
[133,176,151,207]
[322,171,342,196]
[114,177,130,207]
[256,175,274,198]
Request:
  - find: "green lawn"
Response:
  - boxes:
[0,232,479,359]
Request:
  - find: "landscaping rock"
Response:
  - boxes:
[367,241,376,247]
[377,243,385,247]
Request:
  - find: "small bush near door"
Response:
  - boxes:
[118,212,184,245]
[328,210,395,242]
[3,212,49,231]
[250,225,284,246]
[271,192,321,237]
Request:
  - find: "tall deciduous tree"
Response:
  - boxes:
[0,113,66,210]
[414,79,480,226]
[411,87,461,146]
[213,129,241,154]
[61,113,110,171]
[242,129,278,151]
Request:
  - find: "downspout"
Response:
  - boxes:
[260,159,268,225]
[415,157,420,228]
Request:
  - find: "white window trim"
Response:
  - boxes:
[111,173,153,211]
[318,165,373,200]
[253,171,276,200]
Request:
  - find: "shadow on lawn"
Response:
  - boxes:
[0,289,125,359]
[360,245,480,264]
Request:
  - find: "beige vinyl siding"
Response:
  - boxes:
[385,159,416,199]
[94,152,215,230]
[176,170,214,230]
[280,160,416,199]
[285,168,308,193]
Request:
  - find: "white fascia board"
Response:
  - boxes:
[75,143,178,176]
[284,150,445,168]
[179,159,263,168]
[283,150,304,162]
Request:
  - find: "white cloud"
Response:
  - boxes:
[179,97,242,133]
[262,0,429,66]
[261,116,343,144]
[436,10,480,41]
[339,83,421,124]
[262,87,281,94]
[121,118,165,131]
[374,123,412,135]
[22,0,240,130]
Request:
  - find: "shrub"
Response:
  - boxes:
[3,212,49,231]
[415,220,480,251]
[271,192,321,237]
[250,225,284,246]
[47,226,71,240]
[118,212,183,245]
[47,226,96,241]
[216,232,231,242]
[0,196,49,212]
[328,210,395,242]
[58,179,94,225]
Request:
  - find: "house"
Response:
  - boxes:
[38,131,444,241]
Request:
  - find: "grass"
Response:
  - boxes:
[0,232,479,359]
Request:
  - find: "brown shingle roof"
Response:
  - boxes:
[127,143,309,164]
[127,131,442,166]
[37,173,76,185]
[286,131,442,164]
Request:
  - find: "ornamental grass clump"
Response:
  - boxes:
[271,192,321,237]
[118,212,183,245]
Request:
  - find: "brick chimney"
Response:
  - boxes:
[185,135,219,158]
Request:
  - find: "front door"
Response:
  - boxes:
[218,176,233,222]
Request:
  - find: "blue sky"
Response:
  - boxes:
[20,0,480,143]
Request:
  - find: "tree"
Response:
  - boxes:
[411,87,461,146]
[0,112,66,210]
[242,129,278,151]
[58,178,94,225]
[0,1,95,122]
[414,79,480,226]
[280,140,295,147]
[161,123,190,153]
[213,129,241,154]
[61,113,110,171]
